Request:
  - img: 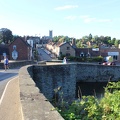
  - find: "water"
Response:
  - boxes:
[76,82,108,99]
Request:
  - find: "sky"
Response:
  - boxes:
[0,0,120,39]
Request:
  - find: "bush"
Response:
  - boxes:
[56,81,120,120]
[58,55,103,63]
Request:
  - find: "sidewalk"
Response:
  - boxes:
[0,76,23,120]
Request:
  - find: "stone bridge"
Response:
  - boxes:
[1,61,120,120]
[31,63,120,102]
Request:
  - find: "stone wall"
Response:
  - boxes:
[32,63,120,102]
[32,64,76,102]
[19,65,64,120]
[76,63,120,82]
[0,60,34,69]
[19,63,120,119]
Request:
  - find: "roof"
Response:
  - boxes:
[75,48,100,57]
[9,37,31,47]
[58,42,75,49]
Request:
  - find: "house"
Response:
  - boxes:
[8,37,32,60]
[75,48,100,58]
[100,45,120,62]
[46,41,75,57]
[58,42,75,57]
[0,44,9,61]
[46,39,120,62]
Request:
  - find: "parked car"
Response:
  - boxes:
[102,61,116,66]
[107,61,116,66]
[102,62,108,65]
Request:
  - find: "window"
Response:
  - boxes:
[80,52,84,57]
[13,45,16,50]
[67,47,70,50]
[113,55,118,60]
[86,53,90,57]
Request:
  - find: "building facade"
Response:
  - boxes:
[9,37,32,60]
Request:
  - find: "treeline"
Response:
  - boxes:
[1,28,120,48]
[0,28,21,44]
[53,34,120,48]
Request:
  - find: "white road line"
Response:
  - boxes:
[0,76,24,120]
[0,70,6,72]
[0,76,18,105]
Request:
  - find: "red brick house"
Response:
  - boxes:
[8,37,32,60]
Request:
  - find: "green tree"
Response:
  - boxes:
[111,38,116,45]
[0,32,3,44]
[76,40,83,48]
[114,39,119,47]
[0,28,13,44]
[53,36,65,42]
[89,33,92,41]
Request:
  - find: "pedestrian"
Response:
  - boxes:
[63,57,67,64]
[4,56,9,71]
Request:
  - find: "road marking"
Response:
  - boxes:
[0,70,6,72]
[0,76,18,105]
[0,76,24,120]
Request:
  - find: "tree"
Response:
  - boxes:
[89,33,92,41]
[0,28,13,44]
[76,40,83,48]
[114,39,119,47]
[53,36,64,42]
[0,32,3,44]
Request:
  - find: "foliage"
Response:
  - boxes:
[87,56,103,62]
[0,28,13,44]
[100,81,120,120]
[53,36,71,43]
[58,55,103,63]
[56,81,120,120]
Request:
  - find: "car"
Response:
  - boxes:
[107,61,116,66]
[102,61,116,66]
[102,62,108,65]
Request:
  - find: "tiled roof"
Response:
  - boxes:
[9,37,31,47]
[75,48,100,57]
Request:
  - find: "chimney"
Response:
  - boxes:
[71,38,76,48]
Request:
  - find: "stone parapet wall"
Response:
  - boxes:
[19,62,120,119]
[0,60,34,69]
[33,64,76,102]
[32,63,120,102]
[19,65,64,120]
[76,63,120,82]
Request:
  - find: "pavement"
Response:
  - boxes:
[0,76,23,120]
[0,65,64,120]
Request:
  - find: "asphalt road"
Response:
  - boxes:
[37,48,52,61]
[0,68,19,101]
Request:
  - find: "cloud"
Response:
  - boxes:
[65,15,77,20]
[80,15,111,23]
[55,5,78,10]
[64,15,112,23]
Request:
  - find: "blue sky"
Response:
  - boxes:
[0,0,120,39]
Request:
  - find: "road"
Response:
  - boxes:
[0,48,52,103]
[0,68,19,101]
[37,48,52,61]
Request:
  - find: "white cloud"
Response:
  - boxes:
[65,15,77,20]
[80,15,111,23]
[55,5,78,10]
[98,19,111,22]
